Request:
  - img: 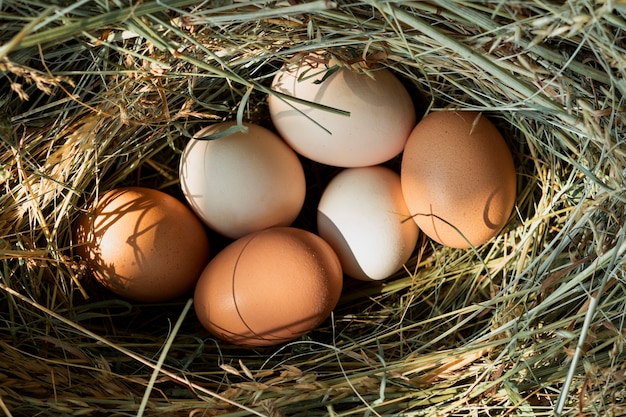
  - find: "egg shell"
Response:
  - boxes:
[194,227,343,347]
[400,111,517,248]
[268,56,416,167]
[75,187,210,302]
[179,122,306,239]
[317,166,419,281]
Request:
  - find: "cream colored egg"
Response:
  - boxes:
[268,55,416,167]
[317,166,419,281]
[179,122,306,239]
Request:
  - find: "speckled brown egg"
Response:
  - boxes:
[75,187,210,302]
[194,227,343,347]
[401,111,517,248]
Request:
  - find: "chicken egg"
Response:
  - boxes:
[268,55,416,167]
[400,111,517,248]
[194,227,343,347]
[179,122,306,239]
[317,166,419,281]
[74,187,210,302]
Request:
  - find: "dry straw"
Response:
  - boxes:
[1,0,625,416]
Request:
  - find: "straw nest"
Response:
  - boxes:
[1,1,625,416]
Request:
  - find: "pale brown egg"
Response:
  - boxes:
[268,55,416,168]
[194,227,343,347]
[400,111,517,248]
[75,187,210,302]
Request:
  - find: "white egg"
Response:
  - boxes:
[179,122,306,239]
[268,55,416,168]
[317,166,419,281]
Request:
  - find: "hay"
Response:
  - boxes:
[1,0,625,415]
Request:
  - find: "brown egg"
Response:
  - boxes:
[401,111,517,248]
[194,227,343,347]
[75,187,210,302]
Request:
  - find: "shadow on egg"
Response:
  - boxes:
[483,187,509,230]
[423,209,473,250]
[206,310,328,348]
[316,211,369,280]
[77,191,159,290]
[75,187,210,303]
[414,185,512,249]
